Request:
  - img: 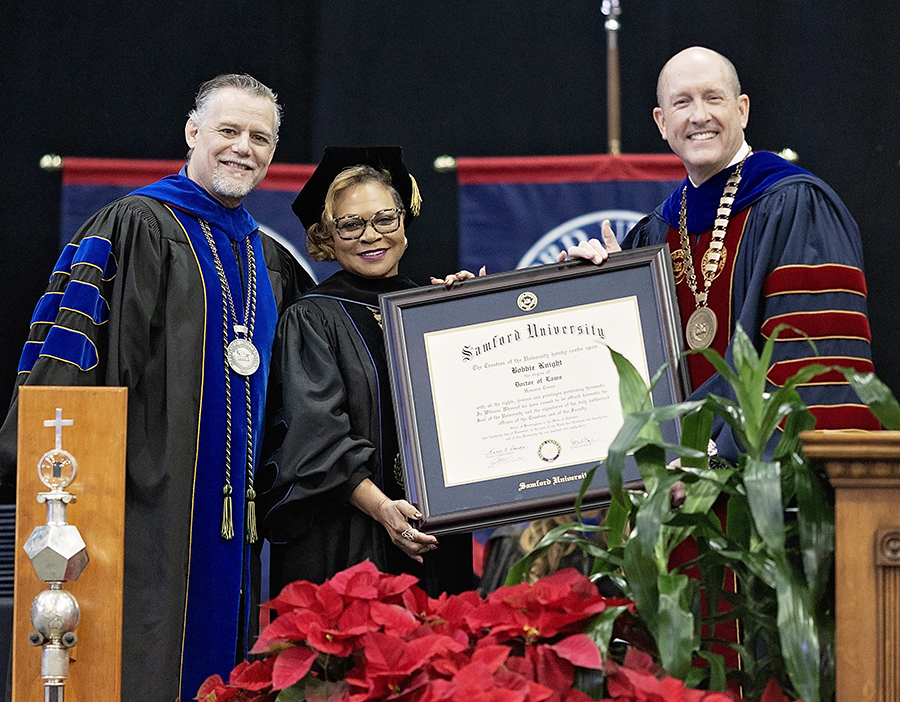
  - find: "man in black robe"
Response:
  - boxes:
[0,74,312,701]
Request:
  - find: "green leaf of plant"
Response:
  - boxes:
[681,405,714,468]
[582,605,632,662]
[623,533,660,624]
[604,492,631,549]
[743,458,785,553]
[663,471,728,557]
[276,684,310,702]
[773,405,816,462]
[773,565,821,702]
[725,489,751,550]
[684,666,708,689]
[653,572,699,679]
[793,460,835,604]
[634,467,681,564]
[609,346,653,415]
[606,413,652,505]
[724,324,770,439]
[696,537,726,625]
[702,394,751,454]
[573,464,601,521]
[697,650,728,691]
[839,367,900,429]
[678,469,730,515]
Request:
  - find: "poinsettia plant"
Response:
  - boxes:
[198,560,797,702]
[197,561,631,702]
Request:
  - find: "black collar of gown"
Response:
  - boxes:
[306,269,417,307]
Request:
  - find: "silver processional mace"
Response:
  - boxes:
[23,408,89,702]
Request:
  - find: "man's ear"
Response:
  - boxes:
[652,107,668,141]
[185,119,198,149]
[738,94,750,129]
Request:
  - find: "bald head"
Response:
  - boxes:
[656,47,741,107]
[652,46,750,184]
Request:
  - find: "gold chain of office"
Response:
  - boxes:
[677,149,750,350]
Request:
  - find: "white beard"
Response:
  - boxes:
[211,166,258,202]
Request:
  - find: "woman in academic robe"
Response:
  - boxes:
[257,146,473,598]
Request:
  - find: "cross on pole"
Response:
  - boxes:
[44,408,74,477]
[44,408,74,450]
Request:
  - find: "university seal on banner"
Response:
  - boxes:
[516,209,646,268]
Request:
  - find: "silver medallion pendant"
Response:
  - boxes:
[686,307,718,350]
[227,338,260,376]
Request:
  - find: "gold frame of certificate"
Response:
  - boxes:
[380,244,688,534]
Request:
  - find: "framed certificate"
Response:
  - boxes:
[380,244,688,534]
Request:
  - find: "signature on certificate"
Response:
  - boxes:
[485,445,526,468]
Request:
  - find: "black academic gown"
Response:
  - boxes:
[259,270,473,598]
[0,179,312,702]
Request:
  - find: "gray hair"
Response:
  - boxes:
[188,73,282,143]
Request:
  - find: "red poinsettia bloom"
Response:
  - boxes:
[329,560,419,603]
[198,563,797,702]
[468,569,629,645]
[196,674,238,701]
[271,645,318,691]
[230,658,277,691]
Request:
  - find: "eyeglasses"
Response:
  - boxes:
[333,208,404,240]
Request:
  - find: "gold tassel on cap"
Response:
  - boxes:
[409,174,422,216]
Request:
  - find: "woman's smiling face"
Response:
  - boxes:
[331,181,406,279]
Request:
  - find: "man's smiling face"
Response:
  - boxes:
[184,87,277,208]
[653,47,749,185]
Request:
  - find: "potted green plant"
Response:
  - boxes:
[507,323,900,702]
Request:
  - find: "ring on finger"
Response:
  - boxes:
[401,527,415,541]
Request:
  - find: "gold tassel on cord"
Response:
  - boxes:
[221,485,235,540]
[246,487,258,543]
[409,175,422,216]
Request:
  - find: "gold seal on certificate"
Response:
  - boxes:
[685,306,717,350]
[227,338,260,376]
[537,439,562,462]
[517,291,538,311]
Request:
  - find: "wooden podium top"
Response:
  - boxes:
[801,429,900,460]
[801,429,900,487]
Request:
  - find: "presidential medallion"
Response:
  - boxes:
[227,338,260,376]
[686,306,717,350]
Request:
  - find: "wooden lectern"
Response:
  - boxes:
[801,429,900,702]
[12,386,127,702]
